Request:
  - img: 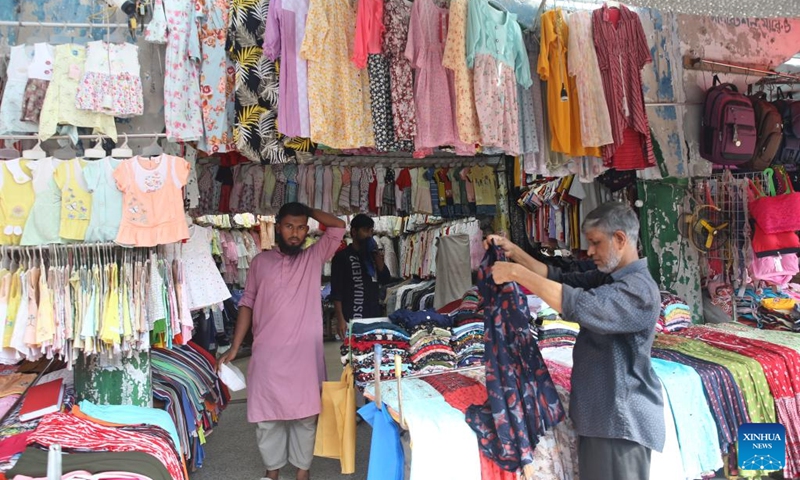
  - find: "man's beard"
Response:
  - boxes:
[276,232,303,256]
[597,248,622,273]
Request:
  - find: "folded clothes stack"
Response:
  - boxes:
[537,318,580,350]
[408,326,457,375]
[658,292,692,333]
[450,322,484,367]
[341,321,412,391]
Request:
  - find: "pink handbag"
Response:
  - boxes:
[749,170,800,234]
[751,253,799,287]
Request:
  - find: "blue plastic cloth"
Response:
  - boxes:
[358,402,404,480]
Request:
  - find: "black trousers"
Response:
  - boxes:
[578,436,652,480]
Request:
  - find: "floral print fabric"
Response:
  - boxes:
[196,0,236,153]
[367,54,413,152]
[474,55,521,155]
[75,41,143,118]
[383,0,416,144]
[567,10,612,148]
[442,0,480,145]
[147,0,203,141]
[465,246,565,475]
[229,0,301,163]
[20,79,49,123]
[300,0,375,149]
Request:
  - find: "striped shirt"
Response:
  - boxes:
[592,5,656,168]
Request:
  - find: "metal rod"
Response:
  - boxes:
[645,102,703,107]
[0,20,130,28]
[684,56,800,83]
[0,133,167,141]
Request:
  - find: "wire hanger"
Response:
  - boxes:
[141,136,163,157]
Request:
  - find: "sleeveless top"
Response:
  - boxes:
[21,157,65,245]
[55,159,92,241]
[0,159,34,245]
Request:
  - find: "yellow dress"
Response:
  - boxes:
[0,159,34,245]
[3,269,21,347]
[442,0,481,145]
[300,0,374,149]
[537,9,602,158]
[55,159,92,241]
[100,263,120,347]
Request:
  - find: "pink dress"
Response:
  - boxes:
[240,226,346,422]
[113,155,191,247]
[404,0,470,153]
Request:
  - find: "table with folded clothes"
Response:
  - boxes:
[736,288,800,331]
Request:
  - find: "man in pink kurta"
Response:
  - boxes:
[218,202,346,480]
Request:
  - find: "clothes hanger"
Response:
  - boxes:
[141,136,163,157]
[84,135,107,159]
[52,139,78,160]
[22,139,47,160]
[112,133,133,158]
[0,140,20,160]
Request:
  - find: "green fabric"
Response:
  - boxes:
[710,323,800,354]
[7,447,171,480]
[653,335,775,424]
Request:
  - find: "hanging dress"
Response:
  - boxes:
[300,0,375,149]
[0,45,37,134]
[39,44,117,141]
[465,245,565,476]
[75,41,143,118]
[0,159,34,245]
[21,157,64,246]
[83,157,123,243]
[21,42,55,124]
[146,0,203,141]
[55,159,93,241]
[181,225,231,310]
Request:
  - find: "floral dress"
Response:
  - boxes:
[145,0,204,141]
[196,0,236,153]
[383,0,416,144]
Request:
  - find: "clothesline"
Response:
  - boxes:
[0,133,167,141]
[0,21,131,28]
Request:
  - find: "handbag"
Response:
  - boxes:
[748,168,800,234]
[313,363,356,473]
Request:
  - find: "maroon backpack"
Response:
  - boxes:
[700,75,757,165]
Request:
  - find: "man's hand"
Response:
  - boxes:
[337,316,348,341]
[217,348,238,372]
[374,248,386,271]
[492,261,521,284]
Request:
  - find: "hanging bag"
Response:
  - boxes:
[744,89,783,170]
[751,252,799,287]
[772,88,800,165]
[700,75,757,165]
[748,168,800,234]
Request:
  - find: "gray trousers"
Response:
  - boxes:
[578,436,651,480]
[256,415,318,471]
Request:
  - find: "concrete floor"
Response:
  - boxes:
[190,341,373,480]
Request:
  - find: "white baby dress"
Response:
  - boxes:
[181,225,231,310]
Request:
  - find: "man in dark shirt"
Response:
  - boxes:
[331,215,392,339]
[488,202,665,480]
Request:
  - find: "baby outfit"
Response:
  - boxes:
[0,45,38,134]
[83,157,124,242]
[114,155,191,247]
[21,43,55,124]
[0,159,34,245]
[39,44,117,141]
[55,159,93,241]
[76,41,143,118]
[181,225,231,310]
[21,157,65,246]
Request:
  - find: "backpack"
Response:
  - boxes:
[743,90,783,170]
[773,89,800,165]
[700,75,757,165]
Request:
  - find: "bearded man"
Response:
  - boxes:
[218,202,345,480]
[488,201,665,480]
